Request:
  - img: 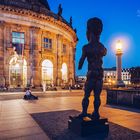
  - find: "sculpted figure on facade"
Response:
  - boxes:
[70,16,73,27]
[12,47,19,64]
[58,4,63,17]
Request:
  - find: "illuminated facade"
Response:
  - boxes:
[104,68,131,85]
[76,68,131,86]
[0,0,77,88]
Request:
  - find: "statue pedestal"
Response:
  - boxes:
[68,116,109,137]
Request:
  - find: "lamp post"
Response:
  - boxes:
[115,40,125,87]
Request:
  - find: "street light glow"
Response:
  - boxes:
[110,34,132,54]
[116,40,122,51]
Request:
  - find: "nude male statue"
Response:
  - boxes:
[78,17,107,119]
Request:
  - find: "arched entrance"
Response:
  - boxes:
[42,59,53,85]
[9,57,27,87]
[61,63,68,84]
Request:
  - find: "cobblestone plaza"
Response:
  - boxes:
[0,90,140,139]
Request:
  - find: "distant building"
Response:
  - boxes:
[104,67,116,85]
[129,67,140,85]
[104,67,131,85]
[122,69,131,85]
[76,75,86,82]
[76,67,131,86]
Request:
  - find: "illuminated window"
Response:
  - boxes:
[9,58,27,87]
[12,32,25,55]
[107,73,110,76]
[42,60,53,85]
[43,38,52,49]
[61,63,68,82]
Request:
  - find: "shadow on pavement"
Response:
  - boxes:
[31,110,140,140]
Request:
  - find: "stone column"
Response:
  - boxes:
[53,35,58,86]
[29,26,41,87]
[26,29,31,86]
[116,54,122,81]
[0,21,5,85]
[73,46,76,84]
[3,23,11,86]
[69,42,76,85]
[68,43,72,85]
[56,34,63,86]
[116,50,124,86]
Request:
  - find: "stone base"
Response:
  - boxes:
[68,115,109,137]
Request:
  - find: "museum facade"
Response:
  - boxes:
[0,0,77,88]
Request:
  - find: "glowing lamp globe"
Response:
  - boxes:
[116,40,123,55]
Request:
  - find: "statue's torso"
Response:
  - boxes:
[83,42,106,79]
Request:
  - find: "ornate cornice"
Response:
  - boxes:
[0,5,78,42]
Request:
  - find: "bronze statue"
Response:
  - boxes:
[58,4,63,16]
[78,17,107,119]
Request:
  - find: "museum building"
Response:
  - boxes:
[0,0,77,88]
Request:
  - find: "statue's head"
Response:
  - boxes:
[87,17,103,41]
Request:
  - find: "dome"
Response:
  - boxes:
[39,0,50,10]
[0,0,74,28]
[0,0,50,13]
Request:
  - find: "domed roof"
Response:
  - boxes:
[0,0,77,36]
[0,0,50,12]
[39,0,50,10]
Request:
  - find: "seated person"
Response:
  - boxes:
[24,88,38,100]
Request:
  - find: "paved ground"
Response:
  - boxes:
[0,90,140,139]
[0,90,82,100]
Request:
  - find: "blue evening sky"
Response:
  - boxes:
[48,0,140,75]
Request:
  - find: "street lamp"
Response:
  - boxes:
[116,40,123,55]
[115,40,125,87]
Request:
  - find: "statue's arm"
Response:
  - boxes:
[78,47,86,70]
[103,47,107,56]
[101,46,107,56]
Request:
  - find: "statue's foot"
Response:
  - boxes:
[91,112,100,120]
[77,113,88,119]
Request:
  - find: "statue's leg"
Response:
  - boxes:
[92,80,103,119]
[80,80,93,117]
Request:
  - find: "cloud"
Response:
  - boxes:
[137,10,140,17]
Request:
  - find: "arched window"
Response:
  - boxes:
[23,59,27,86]
[61,63,68,83]
[42,59,53,85]
[9,57,27,87]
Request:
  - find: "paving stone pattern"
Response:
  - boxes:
[0,91,140,139]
